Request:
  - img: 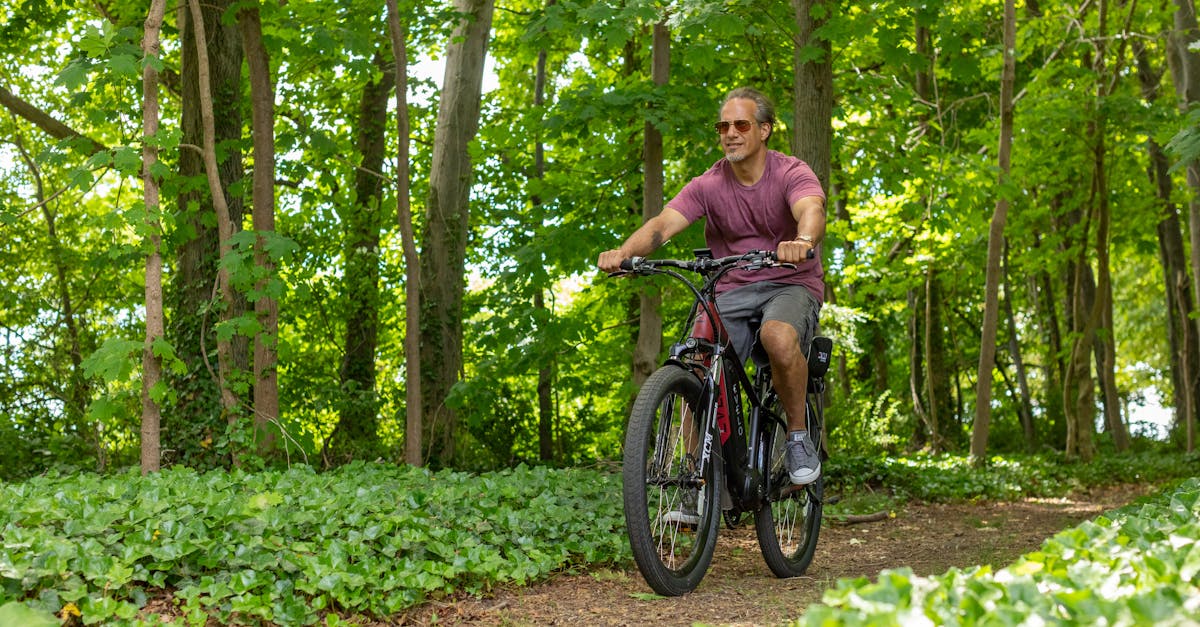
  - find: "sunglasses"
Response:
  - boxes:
[714,119,756,134]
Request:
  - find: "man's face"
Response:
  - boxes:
[718,98,769,163]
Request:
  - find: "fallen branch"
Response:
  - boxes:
[831,511,891,525]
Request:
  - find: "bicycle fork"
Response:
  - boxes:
[702,357,764,514]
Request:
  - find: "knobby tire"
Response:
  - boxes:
[754,395,823,578]
[623,365,723,596]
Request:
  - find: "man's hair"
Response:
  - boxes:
[722,87,775,140]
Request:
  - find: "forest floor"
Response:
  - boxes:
[396,483,1153,626]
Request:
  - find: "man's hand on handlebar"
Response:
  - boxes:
[597,249,628,274]
[776,239,816,264]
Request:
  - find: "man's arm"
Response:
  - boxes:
[776,195,826,264]
[597,208,691,272]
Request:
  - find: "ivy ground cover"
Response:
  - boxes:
[801,477,1200,626]
[0,463,627,625]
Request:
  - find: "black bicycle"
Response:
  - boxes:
[614,248,832,596]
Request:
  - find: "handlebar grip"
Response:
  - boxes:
[619,258,633,271]
[807,248,815,260]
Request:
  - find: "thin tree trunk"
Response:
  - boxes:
[908,289,931,448]
[419,0,495,466]
[140,0,169,474]
[1095,298,1129,449]
[533,27,555,461]
[187,0,240,428]
[925,270,953,451]
[1168,0,1200,452]
[385,0,423,467]
[633,21,668,391]
[329,54,392,462]
[1003,244,1036,450]
[239,5,278,454]
[971,0,1016,461]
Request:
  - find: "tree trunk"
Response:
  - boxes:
[139,0,169,474]
[385,0,423,467]
[1137,37,1200,447]
[791,0,834,189]
[970,0,1015,461]
[419,0,495,467]
[1003,245,1036,450]
[533,25,556,462]
[239,4,278,454]
[1065,0,1115,462]
[187,0,241,434]
[329,54,393,462]
[1095,295,1129,449]
[167,0,246,466]
[908,289,931,448]
[925,270,953,451]
[1168,0,1200,452]
[633,21,668,391]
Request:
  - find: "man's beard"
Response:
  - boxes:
[725,148,747,163]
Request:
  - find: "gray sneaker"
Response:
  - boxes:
[660,489,700,527]
[786,430,821,485]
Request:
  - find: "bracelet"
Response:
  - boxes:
[795,234,815,244]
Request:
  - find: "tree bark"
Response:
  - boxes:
[239,4,279,454]
[970,0,1015,461]
[791,0,834,189]
[139,0,169,474]
[167,0,246,466]
[633,21,668,391]
[1137,36,1200,447]
[385,0,423,467]
[1168,0,1200,452]
[533,22,555,462]
[329,54,393,462]
[419,0,495,466]
[187,0,241,432]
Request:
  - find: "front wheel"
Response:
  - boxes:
[623,366,723,596]
[754,396,823,578]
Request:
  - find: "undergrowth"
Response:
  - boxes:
[0,450,1195,625]
[800,477,1200,625]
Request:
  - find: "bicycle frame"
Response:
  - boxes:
[621,249,796,518]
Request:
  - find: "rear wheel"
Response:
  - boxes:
[754,395,823,578]
[623,366,723,596]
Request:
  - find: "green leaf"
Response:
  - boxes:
[107,53,139,78]
[0,603,59,627]
[82,337,143,382]
[113,145,140,174]
[56,61,91,90]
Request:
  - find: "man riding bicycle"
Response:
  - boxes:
[597,86,826,488]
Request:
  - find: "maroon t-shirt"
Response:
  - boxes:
[668,150,826,301]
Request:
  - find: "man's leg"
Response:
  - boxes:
[757,285,821,485]
[759,320,808,432]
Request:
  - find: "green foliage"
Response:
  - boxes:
[0,463,628,625]
[828,390,906,455]
[799,477,1200,625]
[1165,106,1200,172]
[825,449,1199,503]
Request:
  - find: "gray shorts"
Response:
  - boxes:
[713,282,821,366]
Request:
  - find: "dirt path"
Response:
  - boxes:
[401,484,1151,626]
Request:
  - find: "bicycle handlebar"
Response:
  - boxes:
[616,249,807,275]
